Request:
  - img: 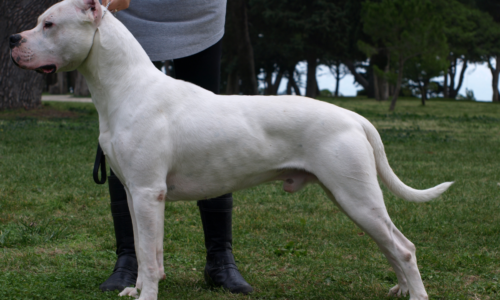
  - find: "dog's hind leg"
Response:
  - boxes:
[312,134,428,300]
[322,188,412,297]
[321,184,427,299]
[118,183,167,300]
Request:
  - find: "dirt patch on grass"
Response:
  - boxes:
[464,275,480,286]
[35,247,74,256]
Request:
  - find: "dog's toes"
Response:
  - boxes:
[388,285,398,297]
[388,284,401,297]
[388,284,409,297]
[119,287,139,298]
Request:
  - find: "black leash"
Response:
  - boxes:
[93,143,107,184]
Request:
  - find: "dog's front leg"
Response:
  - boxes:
[119,185,166,300]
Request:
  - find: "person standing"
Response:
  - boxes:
[98,0,253,295]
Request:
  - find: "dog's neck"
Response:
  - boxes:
[77,12,158,124]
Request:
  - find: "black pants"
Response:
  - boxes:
[171,39,222,94]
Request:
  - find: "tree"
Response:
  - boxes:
[285,68,302,96]
[74,71,90,97]
[249,22,301,96]
[327,60,349,97]
[438,1,492,99]
[343,60,370,94]
[340,0,373,96]
[248,0,351,98]
[361,0,448,110]
[486,55,500,102]
[405,53,449,105]
[474,0,500,102]
[475,0,500,23]
[481,25,500,102]
[0,0,59,110]
[356,42,393,101]
[455,0,500,102]
[223,0,258,95]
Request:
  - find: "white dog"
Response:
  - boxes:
[11,0,453,299]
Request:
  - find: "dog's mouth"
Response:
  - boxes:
[35,64,57,74]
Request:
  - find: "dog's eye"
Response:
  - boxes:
[44,21,53,29]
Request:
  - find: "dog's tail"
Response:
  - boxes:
[359,117,453,202]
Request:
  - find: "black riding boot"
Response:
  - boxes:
[198,194,253,294]
[100,171,138,292]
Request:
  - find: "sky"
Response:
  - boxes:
[275,61,498,102]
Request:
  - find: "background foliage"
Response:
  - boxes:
[221,0,500,107]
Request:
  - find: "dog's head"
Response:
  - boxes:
[10,0,103,74]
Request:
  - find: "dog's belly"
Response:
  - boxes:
[165,169,317,201]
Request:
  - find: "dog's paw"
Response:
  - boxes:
[119,287,139,298]
[388,284,409,297]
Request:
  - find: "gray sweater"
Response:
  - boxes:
[116,0,227,61]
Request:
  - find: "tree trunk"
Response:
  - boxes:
[271,68,284,95]
[48,72,68,94]
[373,72,380,101]
[420,85,426,106]
[420,80,428,106]
[448,59,456,98]
[493,69,500,102]
[265,71,273,95]
[488,56,500,102]
[389,58,405,111]
[447,58,468,99]
[227,0,258,95]
[226,71,240,95]
[0,0,59,110]
[366,62,376,98]
[451,59,468,99]
[389,83,396,99]
[443,72,449,98]
[382,63,389,100]
[382,81,389,100]
[375,72,389,101]
[263,67,284,95]
[74,71,90,97]
[289,69,301,96]
[58,72,68,94]
[286,76,292,95]
[343,59,369,90]
[44,73,57,93]
[334,64,341,97]
[305,54,318,98]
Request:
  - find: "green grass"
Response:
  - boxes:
[0,98,499,299]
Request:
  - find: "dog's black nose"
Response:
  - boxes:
[9,34,22,49]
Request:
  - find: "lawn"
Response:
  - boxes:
[0,97,499,299]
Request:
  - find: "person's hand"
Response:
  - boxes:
[102,0,130,12]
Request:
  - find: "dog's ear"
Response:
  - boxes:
[79,0,103,27]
